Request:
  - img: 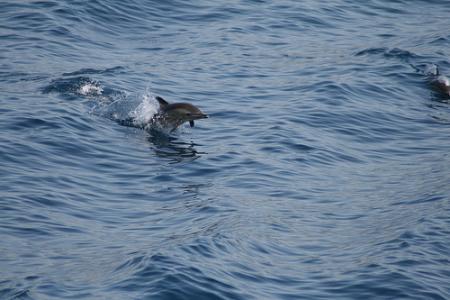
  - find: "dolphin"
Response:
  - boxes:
[153,96,208,132]
[425,64,450,97]
[432,74,450,97]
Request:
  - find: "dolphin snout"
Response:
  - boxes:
[192,113,208,119]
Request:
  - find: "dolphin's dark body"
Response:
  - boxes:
[154,96,208,131]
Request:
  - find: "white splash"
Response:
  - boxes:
[128,90,159,128]
[424,64,438,76]
[79,82,103,96]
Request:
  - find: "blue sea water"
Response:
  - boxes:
[1,0,450,299]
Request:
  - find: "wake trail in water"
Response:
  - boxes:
[43,75,174,133]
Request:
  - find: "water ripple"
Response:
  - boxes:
[1,0,450,299]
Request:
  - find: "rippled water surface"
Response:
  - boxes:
[1,1,450,299]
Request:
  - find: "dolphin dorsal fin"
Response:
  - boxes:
[155,96,169,108]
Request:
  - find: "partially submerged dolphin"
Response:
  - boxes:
[152,96,208,132]
[425,64,450,97]
[432,74,450,97]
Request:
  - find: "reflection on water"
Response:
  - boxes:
[147,132,204,164]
